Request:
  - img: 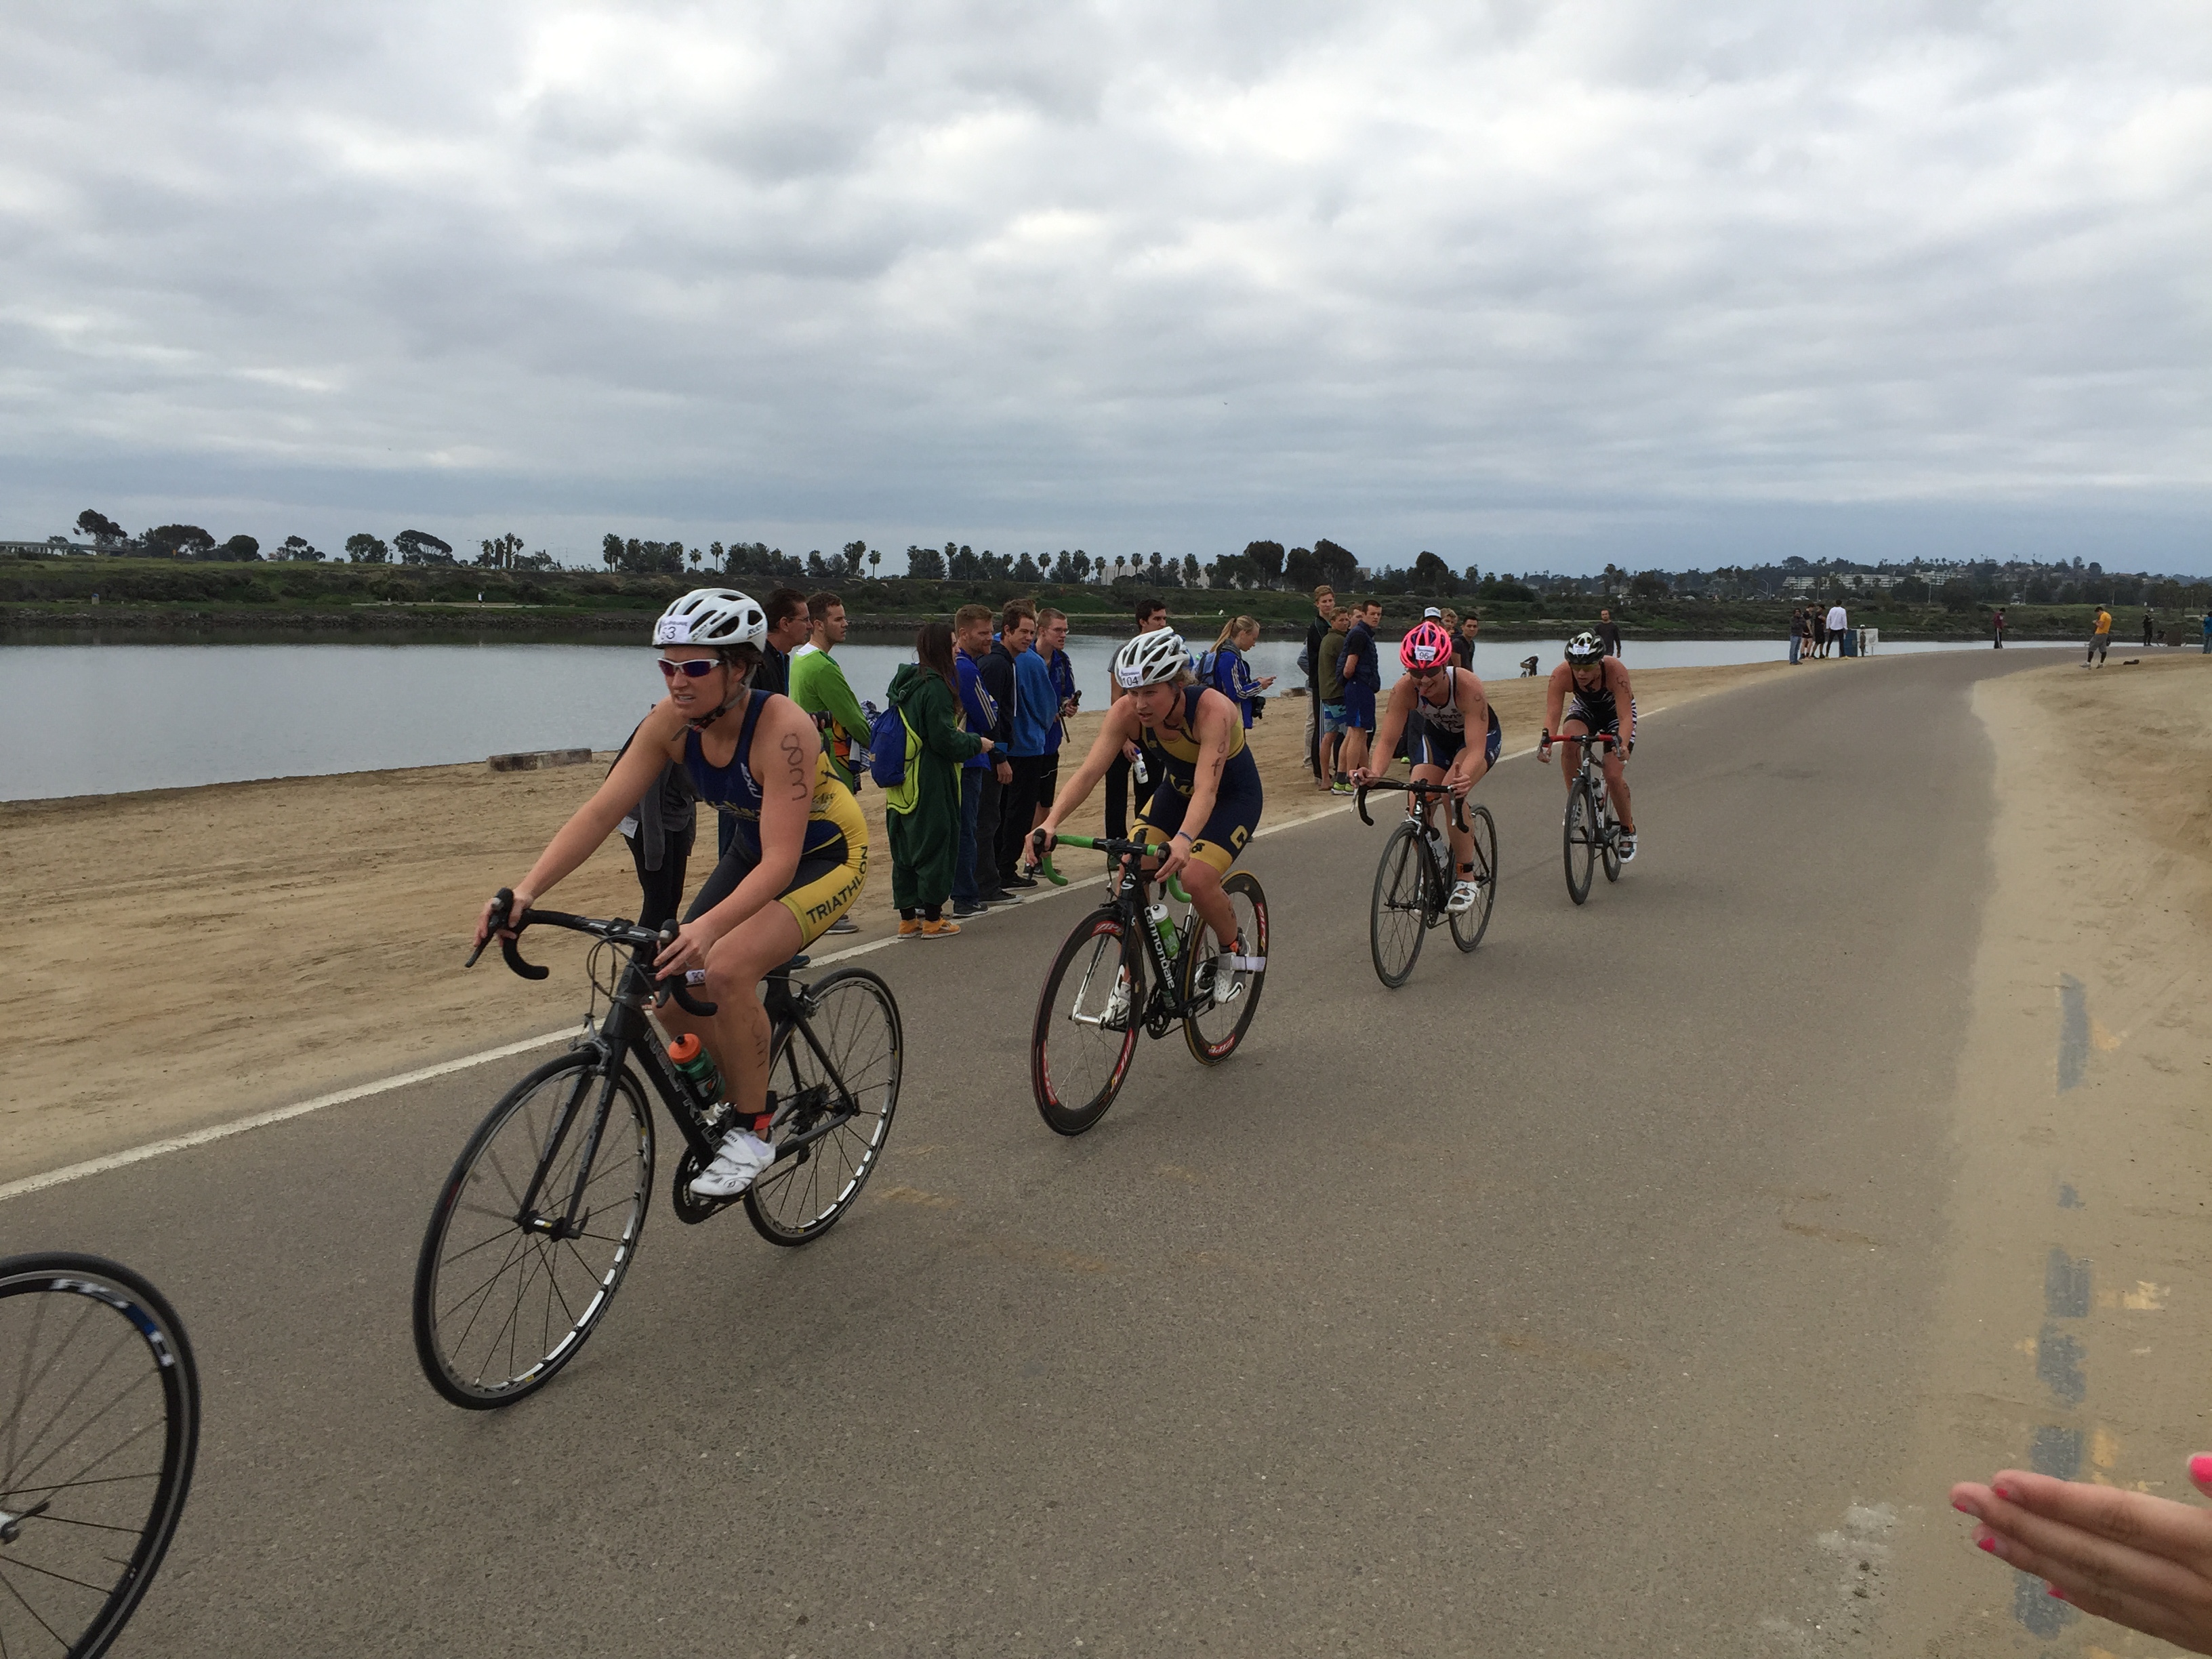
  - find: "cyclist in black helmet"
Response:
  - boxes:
[1542,631,1639,861]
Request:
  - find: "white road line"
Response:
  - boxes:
[4,706,1683,1200]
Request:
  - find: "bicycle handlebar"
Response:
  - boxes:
[1036,831,1192,904]
[1540,730,1618,750]
[468,888,719,1016]
[1338,774,1470,833]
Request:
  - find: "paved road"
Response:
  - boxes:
[7,651,2040,1657]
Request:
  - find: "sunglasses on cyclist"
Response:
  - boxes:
[657,657,722,680]
[1406,662,1447,679]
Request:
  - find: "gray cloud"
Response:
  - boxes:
[1,0,2206,571]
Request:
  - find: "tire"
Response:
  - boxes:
[1369,819,1431,987]
[0,1253,199,1659]
[744,968,902,1246]
[1563,779,1597,906]
[1450,804,1498,953]
[413,1054,653,1409]
[1032,910,1143,1135]
[1182,870,1269,1066]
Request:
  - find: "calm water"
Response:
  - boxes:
[0,635,2060,800]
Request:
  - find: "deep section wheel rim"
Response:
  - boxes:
[745,970,902,1245]
[1563,782,1596,905]
[414,1060,653,1406]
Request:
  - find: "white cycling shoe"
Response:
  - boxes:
[690,1126,777,1199]
[1102,976,1133,1029]
[1616,832,1638,863]
[1446,879,1481,915]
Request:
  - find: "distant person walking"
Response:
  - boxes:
[1788,607,1806,664]
[1991,607,2006,649]
[2143,607,2156,648]
[1827,602,1849,658]
[1302,584,1334,781]
[2086,605,2112,668]
[886,621,987,937]
[1811,604,1829,659]
[1595,608,1622,659]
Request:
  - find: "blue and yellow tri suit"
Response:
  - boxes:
[1133,684,1263,874]
[682,690,868,946]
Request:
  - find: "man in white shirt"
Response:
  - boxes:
[1826,602,1849,659]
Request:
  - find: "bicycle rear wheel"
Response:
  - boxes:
[413,1053,653,1408]
[1369,819,1431,987]
[1600,795,1622,883]
[1563,780,1597,906]
[1032,911,1142,1135]
[0,1253,199,1659]
[1450,804,1498,952]
[745,968,903,1246]
[1182,870,1269,1065]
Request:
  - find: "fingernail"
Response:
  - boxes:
[1978,1536,1997,1553]
[1992,1483,2016,1502]
[2190,1454,2212,1484]
[2047,1585,2067,1601]
[1952,1500,1973,1515]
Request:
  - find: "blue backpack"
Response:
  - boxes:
[867,703,916,788]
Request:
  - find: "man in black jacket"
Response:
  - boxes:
[1303,583,1334,781]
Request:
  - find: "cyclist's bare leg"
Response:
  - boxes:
[1408,761,1472,870]
[1603,749,1634,834]
[1557,719,1592,798]
[660,903,805,1125]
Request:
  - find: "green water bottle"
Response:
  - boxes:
[666,1033,721,1104]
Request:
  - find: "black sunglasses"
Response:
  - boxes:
[657,657,721,680]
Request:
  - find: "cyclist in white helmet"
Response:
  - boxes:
[1542,630,1638,860]
[474,588,870,1200]
[1036,629,1264,1003]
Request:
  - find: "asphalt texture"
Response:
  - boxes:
[6,650,2045,1657]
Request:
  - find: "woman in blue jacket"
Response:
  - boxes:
[1204,615,1274,729]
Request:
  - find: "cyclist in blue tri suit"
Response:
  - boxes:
[1542,630,1638,860]
[1350,619,1499,914]
[1036,630,1263,1005]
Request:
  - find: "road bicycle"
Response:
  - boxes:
[1349,776,1497,987]
[412,890,901,1409]
[0,1252,199,1658]
[1028,833,1268,1136]
[1542,729,1626,905]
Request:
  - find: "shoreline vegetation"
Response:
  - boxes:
[4,554,2198,644]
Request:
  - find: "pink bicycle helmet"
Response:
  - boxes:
[1399,619,1454,671]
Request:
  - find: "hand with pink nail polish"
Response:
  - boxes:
[1950,1455,2212,1654]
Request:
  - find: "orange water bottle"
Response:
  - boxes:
[666,1033,722,1103]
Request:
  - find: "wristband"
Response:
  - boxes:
[1172,831,1193,844]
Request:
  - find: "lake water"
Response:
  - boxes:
[0,635,2063,800]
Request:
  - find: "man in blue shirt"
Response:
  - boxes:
[1338,599,1382,776]
[952,604,1010,917]
[985,601,1038,891]
[1008,606,1075,884]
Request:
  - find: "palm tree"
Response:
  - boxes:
[869,550,881,578]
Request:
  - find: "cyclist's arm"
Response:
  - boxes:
[497,701,686,933]
[1444,675,1490,792]
[1358,680,1417,782]
[1543,665,1570,738]
[1038,700,1141,836]
[1157,691,1238,878]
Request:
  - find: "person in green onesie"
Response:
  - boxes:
[886,621,988,937]
[788,591,874,790]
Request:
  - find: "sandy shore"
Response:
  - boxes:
[0,660,1790,1182]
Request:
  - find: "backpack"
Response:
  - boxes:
[867,704,916,789]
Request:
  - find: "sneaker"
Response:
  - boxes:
[1330,782,1353,796]
[826,916,859,935]
[980,888,1021,905]
[951,900,987,918]
[897,918,922,937]
[1446,879,1481,915]
[1001,872,1039,889]
[920,918,962,937]
[1616,832,1637,863]
[689,1127,776,1198]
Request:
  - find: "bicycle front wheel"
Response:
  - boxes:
[1182,870,1269,1065]
[1450,804,1498,953]
[745,968,903,1246]
[0,1254,199,1659]
[1600,796,1622,884]
[1369,819,1431,987]
[413,1053,653,1409]
[1033,911,1142,1135]
[1563,780,1597,906]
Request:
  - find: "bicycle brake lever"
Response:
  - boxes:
[649,921,719,1016]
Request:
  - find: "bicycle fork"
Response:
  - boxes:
[518,1054,625,1244]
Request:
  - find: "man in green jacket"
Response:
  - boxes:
[887,632,988,937]
[790,592,874,790]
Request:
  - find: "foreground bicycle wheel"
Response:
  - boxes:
[1563,780,1597,905]
[1182,870,1269,1065]
[0,1253,199,1659]
[1450,804,1498,953]
[745,968,903,1245]
[1369,820,1431,987]
[1600,796,1622,884]
[413,1054,654,1408]
[1033,912,1142,1135]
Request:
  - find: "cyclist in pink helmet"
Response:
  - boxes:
[1350,621,1500,915]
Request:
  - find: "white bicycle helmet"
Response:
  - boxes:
[654,588,766,649]
[1113,629,1189,689]
[1564,630,1605,666]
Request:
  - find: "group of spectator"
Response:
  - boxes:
[1788,602,1853,663]
[1301,586,1482,794]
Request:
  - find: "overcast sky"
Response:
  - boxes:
[3,0,2207,574]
